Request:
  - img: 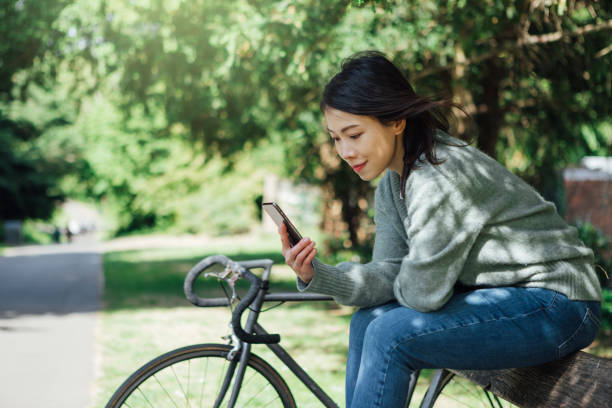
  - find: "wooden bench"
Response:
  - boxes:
[448,351,612,407]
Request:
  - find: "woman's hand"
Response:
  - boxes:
[278,222,316,283]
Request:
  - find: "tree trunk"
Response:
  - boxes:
[474,58,505,159]
[449,43,477,138]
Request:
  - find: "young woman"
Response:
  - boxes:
[277,51,602,408]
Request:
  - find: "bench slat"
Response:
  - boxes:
[450,351,612,407]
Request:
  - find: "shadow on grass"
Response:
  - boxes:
[103,249,346,317]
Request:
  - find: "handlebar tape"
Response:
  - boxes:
[184,254,280,344]
[231,269,280,344]
[183,254,232,307]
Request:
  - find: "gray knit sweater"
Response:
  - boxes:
[298,131,602,312]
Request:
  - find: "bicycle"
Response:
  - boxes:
[105,254,516,407]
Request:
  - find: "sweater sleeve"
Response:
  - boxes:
[296,181,407,307]
[299,168,486,312]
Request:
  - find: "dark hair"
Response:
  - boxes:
[321,50,464,198]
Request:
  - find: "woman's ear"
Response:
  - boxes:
[393,119,406,136]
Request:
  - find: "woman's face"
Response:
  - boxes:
[324,108,405,181]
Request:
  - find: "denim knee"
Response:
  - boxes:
[360,311,405,360]
[350,308,373,339]
[350,303,400,342]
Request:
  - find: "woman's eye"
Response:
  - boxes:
[349,134,362,140]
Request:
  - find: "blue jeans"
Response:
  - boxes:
[346,287,601,408]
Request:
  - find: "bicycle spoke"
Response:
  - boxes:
[238,369,258,391]
[441,392,488,408]
[240,379,274,407]
[439,378,493,407]
[136,387,155,408]
[260,393,282,407]
[213,359,230,407]
[187,359,191,407]
[170,365,193,408]
[199,357,209,407]
[153,373,181,408]
[106,345,294,408]
[229,369,260,407]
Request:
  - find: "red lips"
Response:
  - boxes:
[352,162,367,173]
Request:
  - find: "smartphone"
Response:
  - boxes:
[262,202,303,246]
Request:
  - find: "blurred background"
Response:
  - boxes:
[1,1,610,406]
[1,0,610,267]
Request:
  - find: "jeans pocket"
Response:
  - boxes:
[557,305,601,359]
[524,287,559,309]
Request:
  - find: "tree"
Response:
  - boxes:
[0,0,73,220]
[313,0,611,253]
[72,0,611,251]
[95,0,358,240]
[359,0,611,201]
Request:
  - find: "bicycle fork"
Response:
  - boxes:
[213,341,253,408]
[214,280,269,408]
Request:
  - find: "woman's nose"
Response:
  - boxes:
[339,144,356,160]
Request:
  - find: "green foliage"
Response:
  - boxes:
[2,0,610,243]
[21,220,54,244]
[573,221,612,287]
[0,0,71,97]
[95,0,610,242]
[351,0,611,188]
[0,113,70,220]
[602,289,612,332]
[0,0,76,221]
[55,87,284,236]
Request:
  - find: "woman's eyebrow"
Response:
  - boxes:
[327,124,360,134]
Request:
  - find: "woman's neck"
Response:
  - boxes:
[388,133,405,175]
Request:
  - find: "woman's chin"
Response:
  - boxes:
[351,164,382,181]
[357,171,376,181]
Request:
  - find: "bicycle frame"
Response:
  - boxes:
[188,257,422,408]
[216,274,340,407]
[108,255,514,408]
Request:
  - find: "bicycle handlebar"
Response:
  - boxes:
[230,269,281,344]
[183,254,280,344]
[183,254,233,307]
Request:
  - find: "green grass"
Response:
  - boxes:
[94,240,612,407]
[93,240,440,407]
[94,240,353,407]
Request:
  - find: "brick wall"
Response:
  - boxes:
[564,177,612,238]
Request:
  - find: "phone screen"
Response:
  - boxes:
[262,202,303,246]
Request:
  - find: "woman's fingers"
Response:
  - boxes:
[297,246,316,283]
[278,223,291,251]
[277,223,315,282]
[294,241,315,265]
[305,247,317,264]
[284,238,311,264]
[284,238,315,268]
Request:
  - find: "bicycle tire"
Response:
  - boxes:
[423,370,518,408]
[105,343,296,408]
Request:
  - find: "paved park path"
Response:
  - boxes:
[0,237,103,408]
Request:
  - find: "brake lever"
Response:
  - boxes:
[203,268,231,280]
[204,262,242,303]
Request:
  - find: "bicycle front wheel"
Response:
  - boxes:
[105,343,296,408]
